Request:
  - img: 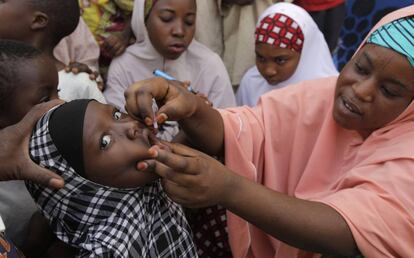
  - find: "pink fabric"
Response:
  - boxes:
[220,6,414,258]
[54,18,100,72]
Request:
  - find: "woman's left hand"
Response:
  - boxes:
[138,141,234,208]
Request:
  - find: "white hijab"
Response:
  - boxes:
[105,0,236,110]
[236,2,338,107]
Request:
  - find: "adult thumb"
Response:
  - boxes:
[22,161,64,189]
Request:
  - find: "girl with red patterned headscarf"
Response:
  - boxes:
[236,2,338,107]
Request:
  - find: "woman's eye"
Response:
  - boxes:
[159,14,173,23]
[354,62,368,75]
[113,111,122,120]
[100,135,112,150]
[381,86,399,98]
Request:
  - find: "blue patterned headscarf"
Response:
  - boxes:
[367,17,414,68]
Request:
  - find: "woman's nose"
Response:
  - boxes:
[172,21,185,37]
[352,79,374,102]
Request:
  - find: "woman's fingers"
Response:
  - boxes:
[138,159,196,185]
[149,145,200,175]
[125,78,173,124]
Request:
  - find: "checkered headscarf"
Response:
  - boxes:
[255,13,304,52]
[26,103,197,257]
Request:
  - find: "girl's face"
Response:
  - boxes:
[255,43,301,85]
[145,0,196,60]
[83,102,159,188]
[333,44,414,138]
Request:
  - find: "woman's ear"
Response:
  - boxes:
[31,11,49,30]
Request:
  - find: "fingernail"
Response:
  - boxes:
[145,117,153,127]
[157,113,168,124]
[137,162,147,171]
[148,147,159,158]
[49,178,64,189]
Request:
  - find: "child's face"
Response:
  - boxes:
[83,101,159,188]
[146,0,196,60]
[2,55,59,127]
[0,0,33,41]
[255,43,301,85]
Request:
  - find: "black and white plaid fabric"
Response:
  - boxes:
[26,107,198,257]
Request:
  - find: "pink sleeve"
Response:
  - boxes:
[219,107,265,258]
[54,18,100,72]
[317,159,414,257]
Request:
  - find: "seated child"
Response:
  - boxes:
[0,0,106,103]
[0,39,59,248]
[26,99,197,257]
[236,2,338,107]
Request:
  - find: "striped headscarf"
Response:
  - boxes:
[144,0,158,20]
[367,17,414,67]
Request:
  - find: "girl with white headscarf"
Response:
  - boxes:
[236,2,338,107]
[104,0,236,111]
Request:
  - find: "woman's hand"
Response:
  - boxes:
[125,77,224,155]
[0,100,65,189]
[125,77,199,128]
[138,141,234,208]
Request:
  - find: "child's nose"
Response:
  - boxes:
[119,120,143,140]
[264,64,278,76]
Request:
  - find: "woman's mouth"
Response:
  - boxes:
[167,43,186,54]
[343,98,362,115]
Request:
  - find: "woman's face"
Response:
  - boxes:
[83,102,159,188]
[255,43,301,85]
[145,0,196,60]
[333,44,414,138]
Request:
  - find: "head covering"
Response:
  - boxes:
[144,0,158,20]
[367,17,414,67]
[224,5,414,258]
[236,2,338,107]
[255,13,304,52]
[49,99,90,177]
[104,0,236,112]
[26,102,196,257]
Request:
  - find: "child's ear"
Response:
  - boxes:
[30,11,49,30]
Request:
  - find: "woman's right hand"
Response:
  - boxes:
[124,77,199,128]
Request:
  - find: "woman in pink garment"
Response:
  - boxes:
[125,5,414,258]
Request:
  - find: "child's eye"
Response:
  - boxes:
[275,57,287,65]
[100,135,112,150]
[113,111,122,120]
[39,96,50,103]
